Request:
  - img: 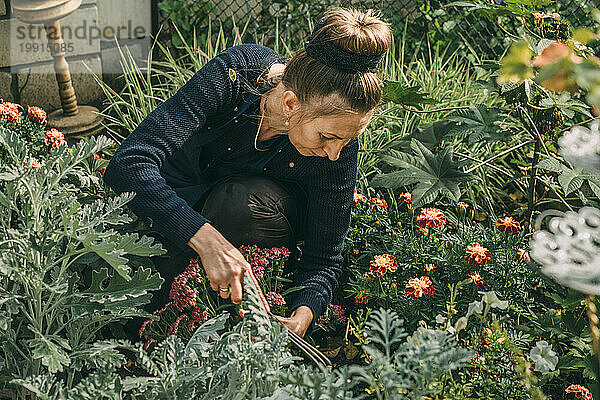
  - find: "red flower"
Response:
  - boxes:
[468,271,484,285]
[44,128,65,149]
[0,102,21,123]
[416,208,446,228]
[98,167,106,175]
[330,304,346,324]
[23,156,42,170]
[516,249,530,261]
[355,289,372,304]
[566,384,593,399]
[369,197,388,208]
[496,216,521,234]
[368,254,397,277]
[457,202,469,209]
[397,192,412,205]
[169,261,204,311]
[404,276,435,299]
[27,105,46,124]
[423,263,437,272]
[265,291,286,306]
[353,190,367,207]
[167,314,188,336]
[238,245,290,281]
[465,243,492,265]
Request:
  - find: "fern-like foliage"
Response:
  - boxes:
[372,139,476,207]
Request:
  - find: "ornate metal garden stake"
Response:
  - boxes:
[11,0,103,138]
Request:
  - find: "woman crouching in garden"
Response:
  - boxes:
[103,7,391,338]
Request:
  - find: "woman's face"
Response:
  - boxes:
[288,112,372,160]
[281,90,373,161]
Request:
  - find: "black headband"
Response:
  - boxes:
[304,18,385,73]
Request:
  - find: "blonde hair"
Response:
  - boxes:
[282,7,392,120]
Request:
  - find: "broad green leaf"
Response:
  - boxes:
[448,105,507,143]
[558,169,584,195]
[536,158,563,172]
[0,126,28,164]
[29,336,71,373]
[372,139,475,207]
[499,40,534,83]
[382,81,438,106]
[82,237,131,281]
[540,92,592,119]
[573,28,597,45]
[116,233,166,257]
[388,121,459,151]
[82,267,163,306]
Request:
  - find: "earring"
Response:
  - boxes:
[284,120,289,128]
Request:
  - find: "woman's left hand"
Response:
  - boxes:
[276,306,313,338]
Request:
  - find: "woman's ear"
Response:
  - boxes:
[281,90,300,114]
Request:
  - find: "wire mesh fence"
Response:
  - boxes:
[168,0,600,60]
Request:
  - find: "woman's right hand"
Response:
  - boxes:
[188,223,249,304]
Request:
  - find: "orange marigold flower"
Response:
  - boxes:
[457,202,469,209]
[416,208,446,228]
[516,249,530,262]
[98,167,106,175]
[397,192,412,205]
[0,102,21,123]
[23,156,42,170]
[423,263,437,272]
[353,190,367,207]
[93,153,100,160]
[496,216,521,234]
[404,276,435,299]
[468,271,484,285]
[369,197,388,208]
[27,105,47,124]
[465,243,492,265]
[369,254,397,277]
[566,384,592,399]
[44,128,65,149]
[355,289,372,304]
[352,248,359,255]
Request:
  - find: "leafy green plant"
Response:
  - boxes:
[0,125,165,398]
[12,272,472,399]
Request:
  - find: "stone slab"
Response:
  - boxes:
[100,41,146,82]
[97,0,151,41]
[17,54,103,111]
[0,5,100,68]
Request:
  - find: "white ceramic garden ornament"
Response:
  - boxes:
[530,207,600,294]
[558,119,600,173]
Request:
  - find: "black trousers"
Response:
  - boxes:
[144,173,307,315]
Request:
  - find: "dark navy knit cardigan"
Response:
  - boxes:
[103,44,358,321]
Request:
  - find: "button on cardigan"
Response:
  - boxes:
[103,43,359,322]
